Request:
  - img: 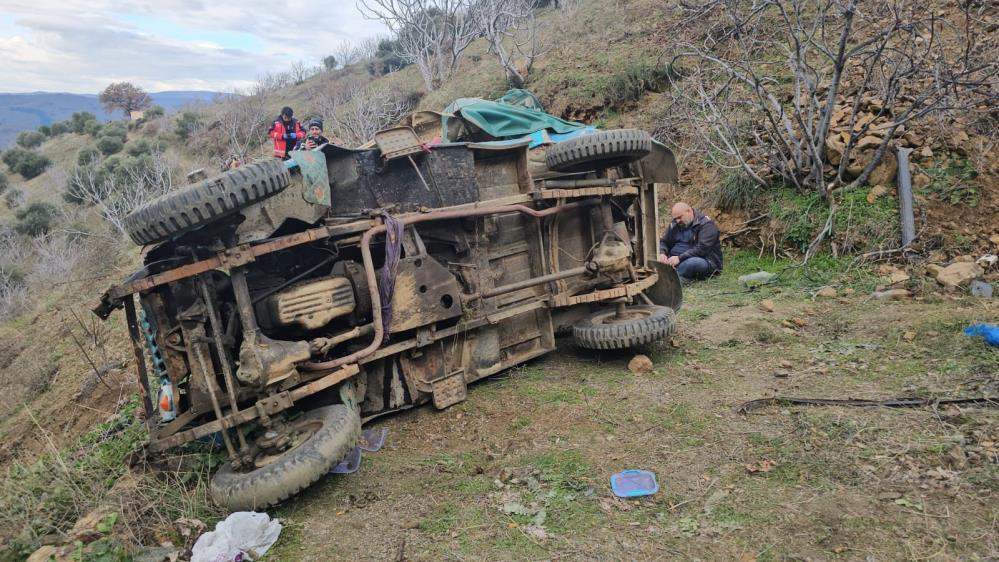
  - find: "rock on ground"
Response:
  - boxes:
[930,262,984,288]
[628,355,654,374]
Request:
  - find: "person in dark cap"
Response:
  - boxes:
[269,106,304,159]
[297,118,331,150]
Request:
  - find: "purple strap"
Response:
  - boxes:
[379,212,404,337]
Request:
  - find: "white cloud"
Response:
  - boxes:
[0,0,388,93]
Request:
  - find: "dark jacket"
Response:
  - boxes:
[269,117,305,158]
[659,210,723,271]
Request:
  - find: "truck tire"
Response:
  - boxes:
[210,405,360,511]
[573,304,676,350]
[545,129,653,173]
[123,159,291,246]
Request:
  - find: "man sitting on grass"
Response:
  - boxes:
[658,202,723,284]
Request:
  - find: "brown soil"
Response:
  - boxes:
[262,275,999,561]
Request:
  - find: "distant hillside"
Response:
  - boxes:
[0,91,219,147]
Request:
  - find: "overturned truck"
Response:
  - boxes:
[96,123,683,510]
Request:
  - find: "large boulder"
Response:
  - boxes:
[931,262,984,288]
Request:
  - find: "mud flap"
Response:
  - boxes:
[431,371,467,409]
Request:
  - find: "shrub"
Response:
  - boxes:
[78,146,102,167]
[14,202,58,236]
[16,131,45,149]
[175,111,202,140]
[713,172,761,212]
[0,171,7,194]
[37,125,52,137]
[144,105,165,119]
[323,55,338,71]
[49,122,69,136]
[96,136,124,156]
[70,112,98,134]
[13,152,51,179]
[4,188,23,209]
[102,121,128,141]
[127,138,158,157]
[2,147,30,170]
[84,120,104,137]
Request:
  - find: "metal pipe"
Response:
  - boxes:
[123,297,155,431]
[482,266,588,298]
[542,179,620,188]
[198,277,248,451]
[896,147,916,247]
[190,333,237,458]
[229,268,260,338]
[300,199,600,372]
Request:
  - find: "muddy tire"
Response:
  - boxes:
[123,159,291,246]
[545,129,653,173]
[209,405,360,511]
[573,305,676,350]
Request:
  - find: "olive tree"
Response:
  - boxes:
[99,82,152,118]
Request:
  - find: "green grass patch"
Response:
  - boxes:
[510,417,532,431]
[713,172,763,212]
[766,187,899,256]
[420,504,461,534]
[0,395,223,559]
[922,158,980,205]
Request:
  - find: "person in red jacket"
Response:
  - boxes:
[269,106,304,159]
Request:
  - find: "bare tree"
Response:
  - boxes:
[313,82,415,146]
[661,0,998,194]
[289,60,320,84]
[66,151,178,235]
[331,37,384,70]
[209,92,271,167]
[359,0,478,91]
[472,0,543,87]
[0,227,30,319]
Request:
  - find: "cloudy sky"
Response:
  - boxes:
[0,0,388,94]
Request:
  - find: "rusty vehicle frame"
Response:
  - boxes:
[97,129,682,509]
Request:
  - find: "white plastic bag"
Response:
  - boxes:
[191,512,282,562]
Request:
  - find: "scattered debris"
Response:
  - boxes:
[970,280,992,299]
[872,288,913,300]
[358,427,388,453]
[758,299,775,313]
[610,469,659,498]
[737,271,776,287]
[964,324,999,347]
[815,287,838,298]
[977,254,997,269]
[331,427,389,473]
[191,512,282,562]
[331,446,362,475]
[628,354,654,374]
[745,459,778,474]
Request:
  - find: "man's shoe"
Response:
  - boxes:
[678,275,692,286]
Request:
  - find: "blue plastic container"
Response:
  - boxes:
[610,469,659,498]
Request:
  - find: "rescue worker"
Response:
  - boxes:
[269,106,304,159]
[658,202,723,284]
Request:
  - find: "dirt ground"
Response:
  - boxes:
[258,257,998,561]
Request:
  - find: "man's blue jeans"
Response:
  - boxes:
[676,257,715,280]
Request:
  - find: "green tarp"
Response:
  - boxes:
[442,90,586,142]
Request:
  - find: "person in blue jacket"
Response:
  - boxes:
[658,202,723,284]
